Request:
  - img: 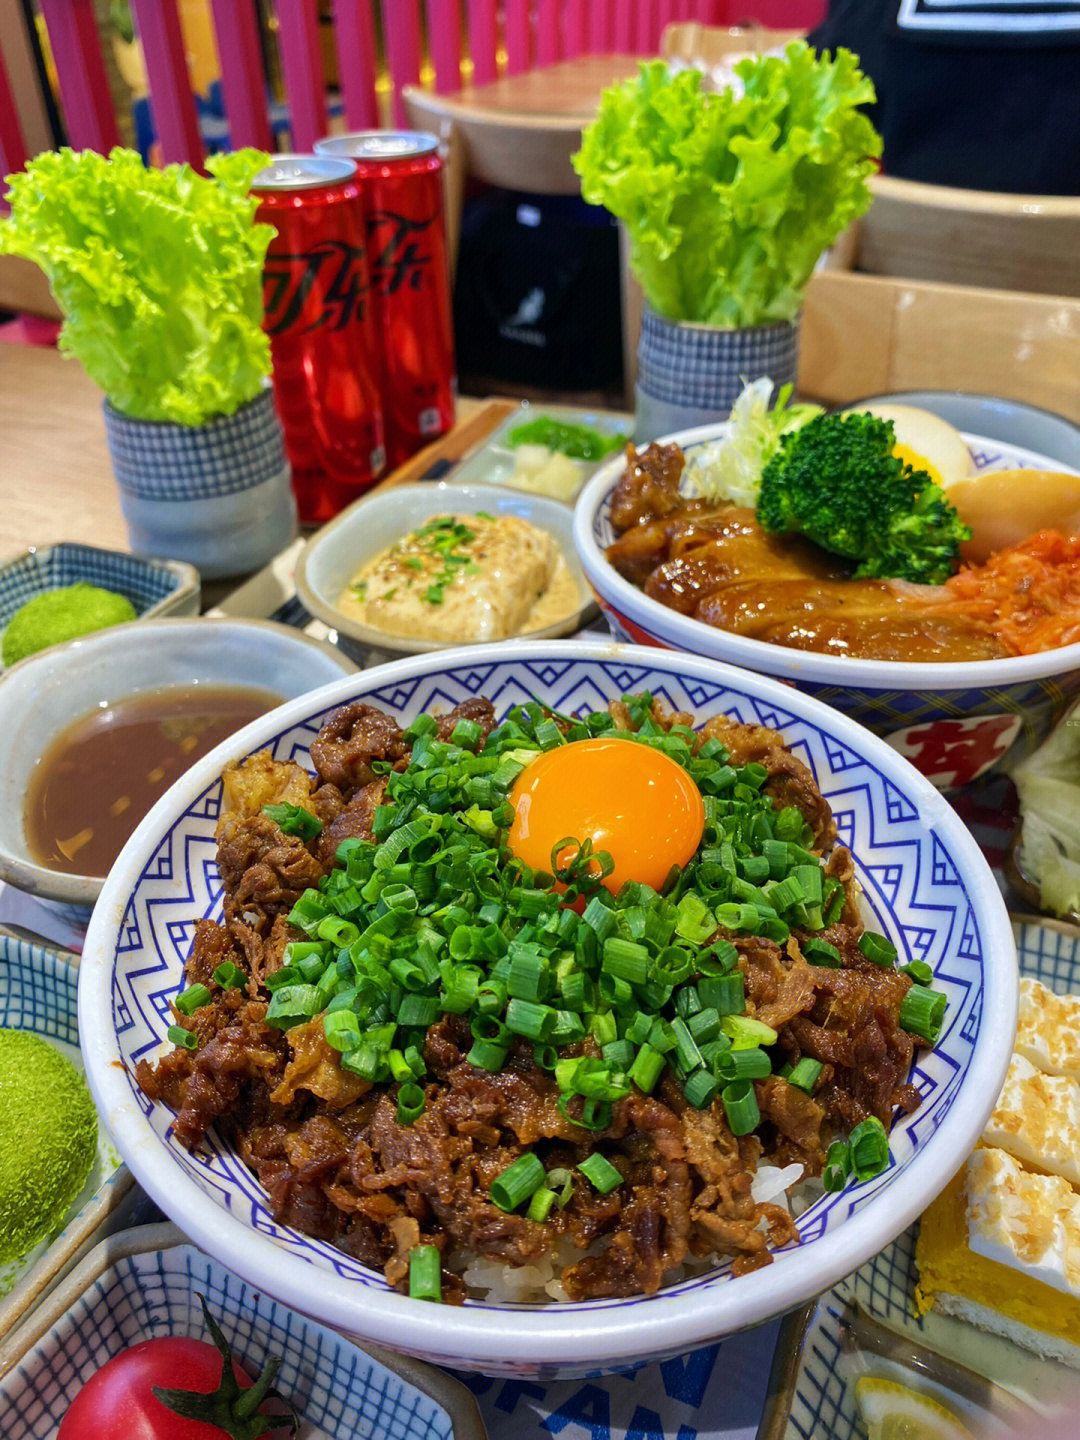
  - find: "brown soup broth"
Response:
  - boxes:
[25,685,281,878]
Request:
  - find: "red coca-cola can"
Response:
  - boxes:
[315,132,456,469]
[252,155,386,525]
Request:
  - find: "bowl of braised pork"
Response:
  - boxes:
[573,397,1080,788]
[79,639,1013,1377]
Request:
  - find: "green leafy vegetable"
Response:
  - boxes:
[680,377,822,507]
[572,45,882,326]
[756,410,971,585]
[1012,701,1080,919]
[506,416,628,460]
[0,147,273,424]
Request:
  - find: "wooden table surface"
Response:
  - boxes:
[0,344,125,560]
[0,341,518,570]
[453,54,642,121]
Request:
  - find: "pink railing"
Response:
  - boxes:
[2,0,827,171]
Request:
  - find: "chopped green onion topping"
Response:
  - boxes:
[263,802,323,840]
[175,983,212,1016]
[397,1081,426,1126]
[823,1139,851,1192]
[211,961,247,991]
[899,983,948,1044]
[577,1153,624,1194]
[858,932,897,967]
[784,1058,823,1093]
[166,1023,199,1051]
[527,1186,558,1223]
[721,1079,759,1136]
[900,959,934,986]
[490,1152,546,1212]
[409,1243,442,1302]
[803,938,842,968]
[849,1116,890,1181]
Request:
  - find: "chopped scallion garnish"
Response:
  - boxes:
[490,1152,546,1212]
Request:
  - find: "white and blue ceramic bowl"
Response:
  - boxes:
[0,616,356,922]
[0,1223,484,1439]
[78,641,1015,1378]
[573,427,1080,789]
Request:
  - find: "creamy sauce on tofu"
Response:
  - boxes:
[339,513,580,642]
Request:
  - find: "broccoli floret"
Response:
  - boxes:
[756,411,971,586]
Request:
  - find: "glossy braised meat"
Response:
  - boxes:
[605,444,1006,662]
[639,508,848,617]
[696,577,1007,661]
[609,441,686,529]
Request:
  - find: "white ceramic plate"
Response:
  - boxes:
[448,402,631,502]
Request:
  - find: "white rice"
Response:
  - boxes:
[456,1165,808,1304]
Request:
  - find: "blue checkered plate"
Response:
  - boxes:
[0,543,199,668]
[0,932,136,1340]
[758,914,1080,1439]
[0,1222,486,1439]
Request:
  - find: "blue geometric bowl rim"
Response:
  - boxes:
[0,542,199,632]
[78,638,1015,1370]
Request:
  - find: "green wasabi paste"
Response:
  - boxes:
[1,582,137,666]
[0,1029,98,1264]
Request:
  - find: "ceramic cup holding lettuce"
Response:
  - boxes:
[574,46,883,442]
[0,148,296,580]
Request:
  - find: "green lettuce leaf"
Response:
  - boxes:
[572,45,882,326]
[0,147,273,424]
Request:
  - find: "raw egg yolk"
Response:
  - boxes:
[507,738,706,895]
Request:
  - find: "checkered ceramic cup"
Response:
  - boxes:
[103,387,297,580]
[635,305,800,442]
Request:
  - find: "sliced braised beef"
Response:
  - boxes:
[137,697,920,1301]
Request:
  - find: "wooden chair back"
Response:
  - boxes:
[401,84,591,281]
[660,20,811,68]
[842,173,1080,298]
[798,269,1080,422]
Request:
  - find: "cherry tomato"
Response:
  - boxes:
[56,1333,294,1440]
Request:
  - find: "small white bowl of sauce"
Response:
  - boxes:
[0,617,355,922]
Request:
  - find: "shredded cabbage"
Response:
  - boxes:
[679,378,822,506]
[1013,702,1080,918]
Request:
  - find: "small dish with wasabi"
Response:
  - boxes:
[0,542,199,668]
[0,932,136,1343]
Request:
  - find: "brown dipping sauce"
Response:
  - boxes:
[25,685,281,878]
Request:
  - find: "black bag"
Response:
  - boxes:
[453,189,623,393]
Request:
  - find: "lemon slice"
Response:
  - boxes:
[854,1376,977,1440]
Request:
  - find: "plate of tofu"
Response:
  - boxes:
[759,913,1080,1440]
